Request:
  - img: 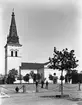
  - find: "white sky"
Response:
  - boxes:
[0,0,82,74]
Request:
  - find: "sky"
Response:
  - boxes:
[0,0,82,74]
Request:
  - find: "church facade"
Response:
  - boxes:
[5,11,53,82]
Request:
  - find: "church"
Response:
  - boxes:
[4,10,60,83]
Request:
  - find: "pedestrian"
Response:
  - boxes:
[41,80,44,88]
[36,80,38,92]
[22,84,26,93]
[15,86,19,93]
[45,81,48,89]
[78,82,81,91]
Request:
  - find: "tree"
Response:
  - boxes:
[71,70,78,84]
[6,75,15,84]
[0,74,5,84]
[9,68,18,77]
[23,74,29,83]
[65,70,78,84]
[49,74,53,80]
[6,68,18,84]
[49,47,79,96]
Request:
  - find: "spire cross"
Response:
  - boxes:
[12,8,15,16]
[12,8,14,12]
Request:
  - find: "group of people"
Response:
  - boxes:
[36,80,49,89]
[41,80,49,89]
[35,80,49,92]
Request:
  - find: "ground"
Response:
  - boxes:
[0,83,82,105]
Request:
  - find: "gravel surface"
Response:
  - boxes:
[0,84,82,105]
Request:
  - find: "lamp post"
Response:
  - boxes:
[19,66,22,84]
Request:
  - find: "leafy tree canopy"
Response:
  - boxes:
[23,74,29,82]
[49,47,79,71]
[6,68,18,84]
[49,74,53,80]
[8,68,18,77]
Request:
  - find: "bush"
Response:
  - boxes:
[49,74,53,80]
[23,74,29,83]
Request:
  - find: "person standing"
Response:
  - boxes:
[22,84,26,93]
[36,80,38,92]
[45,81,49,89]
[41,80,44,88]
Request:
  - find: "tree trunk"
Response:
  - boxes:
[61,70,63,97]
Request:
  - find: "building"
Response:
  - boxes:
[5,10,54,83]
[4,11,22,75]
[5,10,67,84]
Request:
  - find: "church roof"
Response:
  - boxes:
[4,43,22,48]
[21,62,49,70]
[7,10,21,45]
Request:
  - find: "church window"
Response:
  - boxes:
[15,51,17,57]
[11,51,13,56]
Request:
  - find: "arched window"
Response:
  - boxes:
[11,51,13,57]
[15,51,17,57]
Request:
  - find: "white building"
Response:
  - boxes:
[5,11,22,75]
[5,11,62,83]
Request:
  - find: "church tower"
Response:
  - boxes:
[5,10,22,75]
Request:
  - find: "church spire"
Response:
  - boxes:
[7,10,19,44]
